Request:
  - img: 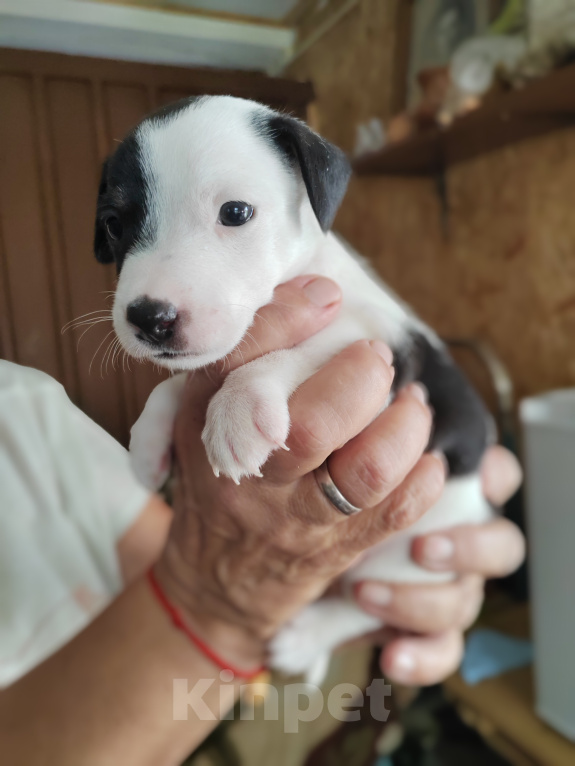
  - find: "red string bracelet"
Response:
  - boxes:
[147,567,266,680]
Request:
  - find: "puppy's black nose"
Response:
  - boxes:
[127,297,178,345]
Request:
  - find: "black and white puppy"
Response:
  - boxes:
[95,95,493,681]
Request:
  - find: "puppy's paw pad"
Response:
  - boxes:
[202,374,290,482]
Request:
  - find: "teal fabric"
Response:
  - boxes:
[461,628,533,685]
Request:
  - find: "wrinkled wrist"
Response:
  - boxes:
[153,548,268,673]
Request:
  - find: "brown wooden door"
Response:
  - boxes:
[0,48,312,444]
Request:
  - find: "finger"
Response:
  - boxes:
[344,452,446,556]
[355,574,484,634]
[179,276,343,413]
[481,445,523,505]
[381,629,464,686]
[218,276,342,376]
[266,340,394,483]
[328,383,432,510]
[411,517,526,577]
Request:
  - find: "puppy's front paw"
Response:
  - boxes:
[130,437,171,491]
[129,373,187,491]
[201,370,290,483]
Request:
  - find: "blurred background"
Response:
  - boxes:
[1,1,575,764]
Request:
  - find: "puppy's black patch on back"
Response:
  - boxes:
[393,333,491,476]
[252,111,351,232]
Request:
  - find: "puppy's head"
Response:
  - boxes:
[94,96,350,370]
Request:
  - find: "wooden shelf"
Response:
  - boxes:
[353,63,575,177]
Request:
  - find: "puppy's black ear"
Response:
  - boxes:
[94,159,114,264]
[266,115,351,231]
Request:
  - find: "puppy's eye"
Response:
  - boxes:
[105,216,123,241]
[218,201,254,227]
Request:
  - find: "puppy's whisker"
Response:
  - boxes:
[101,335,117,379]
[75,319,112,350]
[224,303,275,331]
[226,339,247,371]
[107,337,121,375]
[113,339,123,372]
[102,339,113,377]
[62,311,112,334]
[116,344,126,373]
[224,304,273,326]
[68,318,113,338]
[64,308,112,322]
[89,329,115,376]
[69,316,112,327]
[109,338,118,371]
[251,312,275,332]
[110,339,123,373]
[204,366,218,386]
[243,330,263,358]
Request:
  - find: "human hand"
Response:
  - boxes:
[354,445,525,685]
[154,275,445,673]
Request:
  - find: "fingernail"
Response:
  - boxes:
[406,382,428,404]
[391,651,416,682]
[303,277,341,307]
[360,583,393,607]
[422,534,455,566]
[369,340,393,366]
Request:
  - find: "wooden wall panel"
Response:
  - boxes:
[335,134,575,404]
[286,0,405,152]
[335,176,444,324]
[46,78,130,442]
[0,208,16,363]
[444,135,575,401]
[285,0,575,403]
[0,74,63,380]
[0,48,313,444]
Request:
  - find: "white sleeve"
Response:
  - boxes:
[0,361,152,686]
[62,404,152,542]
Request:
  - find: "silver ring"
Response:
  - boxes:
[315,461,363,516]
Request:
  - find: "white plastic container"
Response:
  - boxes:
[520,390,575,741]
